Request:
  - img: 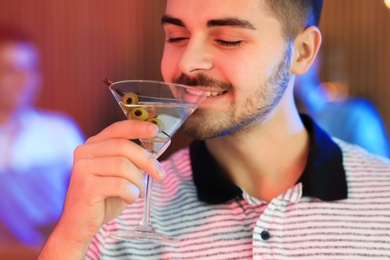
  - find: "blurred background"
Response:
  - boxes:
[0,0,389,156]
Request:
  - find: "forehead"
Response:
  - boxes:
[164,0,278,30]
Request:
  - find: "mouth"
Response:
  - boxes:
[204,90,228,97]
[185,87,228,98]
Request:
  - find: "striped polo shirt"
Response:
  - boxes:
[87,115,390,259]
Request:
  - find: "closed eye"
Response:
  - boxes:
[215,39,242,47]
[167,37,188,43]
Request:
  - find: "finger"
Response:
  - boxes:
[72,156,145,193]
[69,166,142,205]
[95,177,141,205]
[74,139,166,180]
[80,176,141,206]
[86,120,159,144]
[65,175,141,227]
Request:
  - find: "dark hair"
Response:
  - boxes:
[264,0,323,40]
[0,25,34,45]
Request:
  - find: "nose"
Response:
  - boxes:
[178,39,213,75]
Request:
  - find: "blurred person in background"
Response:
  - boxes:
[294,54,390,158]
[0,25,85,257]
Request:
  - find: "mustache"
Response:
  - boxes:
[173,73,233,90]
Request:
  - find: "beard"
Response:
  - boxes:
[173,44,293,140]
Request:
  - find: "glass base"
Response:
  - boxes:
[109,227,178,245]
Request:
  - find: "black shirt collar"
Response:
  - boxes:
[190,114,347,204]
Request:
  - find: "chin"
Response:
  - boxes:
[182,125,217,141]
[182,112,231,140]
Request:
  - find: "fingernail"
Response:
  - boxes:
[146,123,158,134]
[126,183,140,197]
[156,162,166,179]
[140,176,147,198]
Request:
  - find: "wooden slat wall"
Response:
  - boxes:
[0,0,166,138]
[0,0,389,155]
[320,0,390,137]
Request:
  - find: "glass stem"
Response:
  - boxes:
[138,174,153,229]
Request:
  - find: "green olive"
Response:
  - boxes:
[121,92,139,105]
[128,107,149,121]
[147,118,165,132]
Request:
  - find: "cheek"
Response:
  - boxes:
[161,47,179,82]
[160,52,168,81]
[218,54,263,87]
[232,50,279,84]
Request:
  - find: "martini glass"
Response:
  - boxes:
[104,79,206,243]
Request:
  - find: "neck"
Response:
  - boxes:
[205,93,309,202]
[0,106,26,126]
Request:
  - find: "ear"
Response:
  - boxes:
[290,26,322,76]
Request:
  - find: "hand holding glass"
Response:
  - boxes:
[105,79,206,244]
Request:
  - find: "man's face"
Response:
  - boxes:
[0,42,41,114]
[161,0,292,140]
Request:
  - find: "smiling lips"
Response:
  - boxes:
[186,87,227,97]
[204,90,227,97]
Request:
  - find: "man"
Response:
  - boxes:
[39,0,390,259]
[0,26,85,256]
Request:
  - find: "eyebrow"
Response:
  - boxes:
[207,18,256,30]
[161,15,185,27]
[161,15,256,30]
